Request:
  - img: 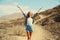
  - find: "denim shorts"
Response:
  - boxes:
[26,25,33,32]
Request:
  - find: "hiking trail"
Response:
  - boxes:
[8,24,54,40]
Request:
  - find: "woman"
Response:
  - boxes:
[23,12,34,40]
[17,5,42,40]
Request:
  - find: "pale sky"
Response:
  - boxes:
[0,0,60,16]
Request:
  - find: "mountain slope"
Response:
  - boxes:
[0,5,60,40]
[0,12,24,22]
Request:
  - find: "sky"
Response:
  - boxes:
[0,0,60,16]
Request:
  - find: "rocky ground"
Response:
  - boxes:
[0,24,57,40]
[0,5,60,40]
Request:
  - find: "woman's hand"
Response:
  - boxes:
[17,5,24,14]
[36,7,42,13]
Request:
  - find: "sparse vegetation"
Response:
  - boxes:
[0,5,60,40]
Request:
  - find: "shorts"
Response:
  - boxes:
[26,25,34,32]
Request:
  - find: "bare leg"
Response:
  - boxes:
[27,32,30,40]
[29,32,32,40]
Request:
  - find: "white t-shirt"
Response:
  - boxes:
[27,17,33,26]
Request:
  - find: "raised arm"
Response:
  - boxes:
[33,7,42,18]
[17,5,26,17]
[36,7,42,13]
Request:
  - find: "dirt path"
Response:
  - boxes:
[32,24,54,40]
[8,24,54,40]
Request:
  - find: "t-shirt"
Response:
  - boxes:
[27,17,33,26]
[23,13,34,25]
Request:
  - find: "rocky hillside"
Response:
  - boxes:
[0,5,60,40]
[0,12,24,22]
[35,5,60,40]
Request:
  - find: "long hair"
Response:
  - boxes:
[27,11,33,18]
[27,12,31,17]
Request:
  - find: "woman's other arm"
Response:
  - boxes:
[32,7,42,24]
